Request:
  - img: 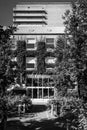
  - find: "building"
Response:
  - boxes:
[13,2,71,99]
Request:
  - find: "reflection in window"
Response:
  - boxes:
[26,38,36,50]
[43,89,48,98]
[49,88,54,97]
[26,57,37,70]
[26,78,32,86]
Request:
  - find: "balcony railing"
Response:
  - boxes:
[13,9,47,14]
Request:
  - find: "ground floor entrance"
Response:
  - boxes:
[27,87,54,99]
[26,74,54,99]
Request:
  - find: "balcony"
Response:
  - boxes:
[13,20,47,25]
[13,18,47,22]
[13,13,47,18]
[13,9,47,14]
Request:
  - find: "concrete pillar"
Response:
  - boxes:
[32,76,33,86]
[42,76,43,87]
[48,78,49,87]
[32,77,33,98]
[51,103,54,116]
[42,88,44,99]
[48,88,49,98]
[32,88,33,98]
[37,88,39,98]
[42,76,43,99]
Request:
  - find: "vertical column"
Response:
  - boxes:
[42,75,43,87]
[48,78,49,98]
[38,76,39,98]
[42,88,44,99]
[48,77,49,87]
[48,88,49,98]
[32,88,33,98]
[38,76,39,87]
[42,76,43,99]
[32,76,33,98]
[32,76,33,86]
[37,88,39,98]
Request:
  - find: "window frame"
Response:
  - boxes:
[46,38,55,52]
[26,57,37,70]
[26,38,37,51]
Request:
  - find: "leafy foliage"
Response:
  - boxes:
[0,26,16,95]
[58,96,87,130]
[0,25,16,130]
[37,41,46,74]
[17,40,26,84]
[54,36,76,96]
[0,94,32,117]
[63,0,87,98]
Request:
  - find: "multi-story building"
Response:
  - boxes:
[13,2,71,99]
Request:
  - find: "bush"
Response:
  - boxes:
[48,96,87,130]
[0,94,32,117]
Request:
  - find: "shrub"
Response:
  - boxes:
[0,94,32,117]
[48,96,87,130]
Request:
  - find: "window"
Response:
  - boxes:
[46,38,55,52]
[11,57,17,62]
[45,57,56,71]
[26,38,36,50]
[45,57,56,64]
[11,40,17,50]
[46,38,54,43]
[26,57,37,70]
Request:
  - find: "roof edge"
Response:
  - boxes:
[17,2,71,5]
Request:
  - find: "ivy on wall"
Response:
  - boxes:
[37,41,46,74]
[17,40,26,84]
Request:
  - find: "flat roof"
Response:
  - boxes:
[17,2,71,5]
[14,26,65,35]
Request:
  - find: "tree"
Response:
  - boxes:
[37,40,46,74]
[17,40,26,85]
[54,36,76,96]
[63,0,87,99]
[0,25,16,130]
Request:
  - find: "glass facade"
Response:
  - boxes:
[26,75,54,98]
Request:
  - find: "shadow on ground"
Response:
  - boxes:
[31,105,47,113]
[1,105,66,130]
[7,105,47,118]
[6,118,66,130]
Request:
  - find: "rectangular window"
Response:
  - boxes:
[46,38,54,43]
[11,40,17,50]
[45,57,56,71]
[45,57,56,64]
[46,38,55,52]
[26,38,36,50]
[26,57,37,70]
[26,63,35,68]
[11,57,17,62]
[46,44,54,49]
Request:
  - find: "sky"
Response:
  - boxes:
[0,0,73,26]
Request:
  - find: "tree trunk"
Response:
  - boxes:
[66,123,69,130]
[1,112,7,130]
[20,73,22,86]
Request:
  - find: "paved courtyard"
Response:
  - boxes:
[6,110,65,130]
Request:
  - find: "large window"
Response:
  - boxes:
[45,57,56,71]
[46,38,54,43]
[11,57,17,62]
[26,57,37,70]
[26,38,37,50]
[45,57,56,64]
[46,38,55,52]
